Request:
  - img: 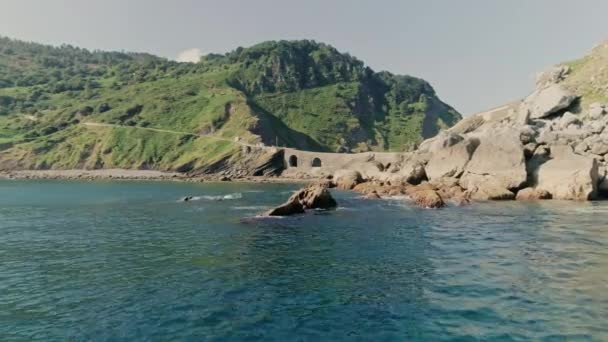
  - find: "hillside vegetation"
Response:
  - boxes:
[0,37,460,172]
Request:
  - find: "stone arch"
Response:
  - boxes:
[288,155,298,167]
[311,157,322,167]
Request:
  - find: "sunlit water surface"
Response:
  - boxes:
[1,180,607,341]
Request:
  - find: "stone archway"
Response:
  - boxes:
[288,155,298,167]
[311,157,322,167]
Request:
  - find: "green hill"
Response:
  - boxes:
[0,37,461,172]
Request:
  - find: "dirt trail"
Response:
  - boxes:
[80,122,263,148]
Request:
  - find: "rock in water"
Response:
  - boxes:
[265,198,305,216]
[406,184,445,208]
[265,183,337,216]
[516,188,552,201]
[410,189,445,208]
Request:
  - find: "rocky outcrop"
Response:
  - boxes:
[529,145,599,200]
[266,183,337,216]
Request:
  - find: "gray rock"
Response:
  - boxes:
[419,131,464,154]
[519,125,538,144]
[461,128,527,190]
[590,140,608,156]
[574,141,590,155]
[530,145,599,200]
[558,112,581,130]
[426,138,479,180]
[535,65,570,88]
[521,84,577,119]
[585,121,605,135]
[588,102,606,120]
[462,177,515,201]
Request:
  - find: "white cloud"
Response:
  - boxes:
[176,48,203,63]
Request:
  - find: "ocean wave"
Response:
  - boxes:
[181,193,243,202]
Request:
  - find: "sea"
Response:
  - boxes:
[1,180,607,341]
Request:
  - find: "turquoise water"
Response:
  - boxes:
[1,180,608,341]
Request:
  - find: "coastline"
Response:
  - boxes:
[0,169,311,184]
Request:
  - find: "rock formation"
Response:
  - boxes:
[266,183,337,216]
[327,42,608,203]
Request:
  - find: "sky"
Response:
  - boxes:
[1,0,607,115]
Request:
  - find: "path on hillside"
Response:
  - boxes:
[80,122,264,149]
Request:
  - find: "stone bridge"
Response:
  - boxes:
[279,147,405,175]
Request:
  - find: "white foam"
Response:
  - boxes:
[184,193,243,201]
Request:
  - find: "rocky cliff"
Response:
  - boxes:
[328,41,608,201]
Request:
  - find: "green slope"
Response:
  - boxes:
[0,37,461,172]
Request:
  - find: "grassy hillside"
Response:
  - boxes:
[0,37,461,172]
[562,40,608,110]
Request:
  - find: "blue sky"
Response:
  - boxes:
[1,0,607,114]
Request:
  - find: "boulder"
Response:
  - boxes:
[588,102,606,120]
[408,188,445,208]
[521,84,577,120]
[461,128,527,190]
[265,183,337,216]
[589,138,608,156]
[519,125,538,144]
[516,188,552,201]
[419,131,464,154]
[558,112,581,130]
[463,179,516,201]
[298,183,338,209]
[265,197,305,216]
[426,137,479,180]
[530,145,599,200]
[333,170,363,190]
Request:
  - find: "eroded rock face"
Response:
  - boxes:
[461,128,527,190]
[520,84,577,120]
[530,145,599,200]
[265,183,337,216]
